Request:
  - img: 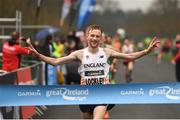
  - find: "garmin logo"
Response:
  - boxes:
[149,86,180,100]
[46,88,89,101]
[120,88,144,96]
[17,89,41,97]
[84,63,106,68]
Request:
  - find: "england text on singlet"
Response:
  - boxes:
[78,47,110,85]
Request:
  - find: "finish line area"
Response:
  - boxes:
[1,82,180,106]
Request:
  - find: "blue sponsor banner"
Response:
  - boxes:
[1,82,180,106]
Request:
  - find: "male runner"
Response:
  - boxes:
[27,25,159,119]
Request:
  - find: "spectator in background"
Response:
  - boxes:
[2,31,30,72]
[38,34,53,57]
[156,38,172,64]
[67,30,80,50]
[52,38,65,84]
[137,41,144,51]
[112,34,122,52]
[111,34,121,82]
[52,38,65,58]
[172,33,180,82]
[65,35,81,85]
[36,34,53,84]
[162,37,171,54]
[76,31,87,48]
[1,31,30,119]
[101,33,119,84]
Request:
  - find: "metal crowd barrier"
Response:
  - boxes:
[0,60,46,119]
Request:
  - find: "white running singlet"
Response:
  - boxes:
[78,47,110,85]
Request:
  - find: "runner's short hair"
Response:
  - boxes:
[85,24,102,36]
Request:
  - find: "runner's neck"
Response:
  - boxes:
[87,46,99,54]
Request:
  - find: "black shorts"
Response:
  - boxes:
[123,61,129,66]
[123,60,134,66]
[79,104,115,113]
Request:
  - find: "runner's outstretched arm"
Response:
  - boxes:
[27,39,77,66]
[110,37,160,60]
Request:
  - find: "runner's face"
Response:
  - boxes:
[87,29,102,48]
[124,39,130,45]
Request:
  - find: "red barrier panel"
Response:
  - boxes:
[17,67,35,119]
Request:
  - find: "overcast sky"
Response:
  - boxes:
[95,0,156,13]
[119,0,155,12]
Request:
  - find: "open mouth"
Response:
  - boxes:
[91,42,97,46]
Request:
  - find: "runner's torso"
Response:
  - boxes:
[122,44,134,54]
[78,47,110,85]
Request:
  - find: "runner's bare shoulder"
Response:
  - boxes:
[71,49,84,61]
[103,47,114,58]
